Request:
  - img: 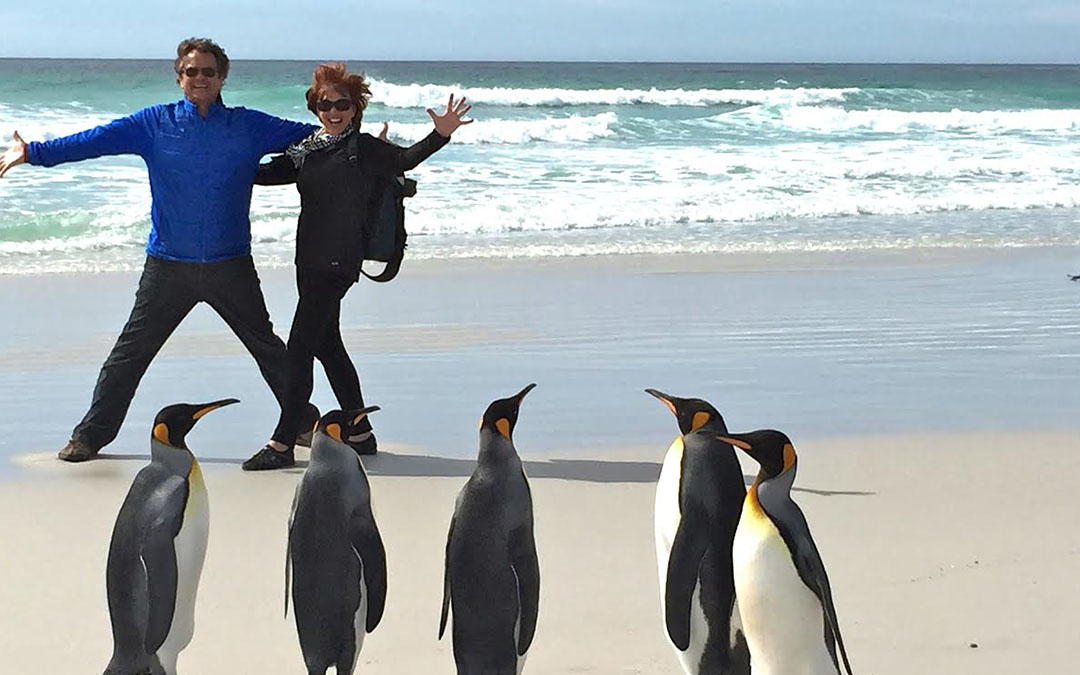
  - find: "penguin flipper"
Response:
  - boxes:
[774,505,855,675]
[140,480,186,654]
[351,510,388,633]
[509,522,540,656]
[664,506,709,652]
[438,516,455,639]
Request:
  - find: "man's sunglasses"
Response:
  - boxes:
[317,99,353,112]
[181,67,218,78]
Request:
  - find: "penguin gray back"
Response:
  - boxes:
[286,406,387,675]
[440,384,541,675]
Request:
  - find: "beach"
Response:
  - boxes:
[1,247,1079,673]
[3,431,1079,673]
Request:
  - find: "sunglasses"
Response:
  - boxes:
[181,66,218,78]
[317,98,353,112]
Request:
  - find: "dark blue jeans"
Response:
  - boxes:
[72,254,304,451]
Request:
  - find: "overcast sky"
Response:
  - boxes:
[2,0,1078,63]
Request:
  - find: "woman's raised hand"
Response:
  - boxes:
[0,130,28,178]
[427,94,473,138]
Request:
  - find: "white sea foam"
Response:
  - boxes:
[366,113,618,145]
[713,104,1080,136]
[368,78,856,108]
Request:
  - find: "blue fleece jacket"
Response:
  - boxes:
[27,99,316,262]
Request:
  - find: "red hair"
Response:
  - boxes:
[305,62,372,121]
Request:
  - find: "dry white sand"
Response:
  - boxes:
[3,429,1079,674]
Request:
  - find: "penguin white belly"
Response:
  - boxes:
[157,462,210,674]
[655,438,710,673]
[733,506,836,675]
[352,556,368,672]
[654,437,684,593]
[510,565,527,675]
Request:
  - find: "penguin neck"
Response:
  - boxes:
[309,434,358,468]
[689,418,727,436]
[478,429,520,466]
[753,460,797,512]
[150,439,194,476]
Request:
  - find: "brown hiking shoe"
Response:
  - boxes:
[58,438,97,463]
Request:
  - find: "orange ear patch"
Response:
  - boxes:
[495,418,511,439]
[153,423,170,446]
[326,423,343,443]
[691,411,710,431]
[782,443,797,472]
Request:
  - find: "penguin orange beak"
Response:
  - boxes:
[512,383,537,404]
[644,388,678,416]
[717,434,752,451]
[192,398,240,420]
[350,405,381,426]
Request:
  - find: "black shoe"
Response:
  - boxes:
[347,432,377,456]
[58,438,98,463]
[242,445,295,471]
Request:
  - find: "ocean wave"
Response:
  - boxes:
[373,112,618,145]
[715,104,1080,136]
[368,78,856,108]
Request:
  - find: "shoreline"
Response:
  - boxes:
[1,243,1078,475]
[3,239,1079,279]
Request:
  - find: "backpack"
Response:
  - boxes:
[348,133,416,283]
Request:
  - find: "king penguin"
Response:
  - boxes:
[717,429,854,675]
[286,406,387,675]
[104,398,238,675]
[439,384,540,675]
[646,389,751,675]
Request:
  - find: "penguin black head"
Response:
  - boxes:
[645,389,726,435]
[316,406,381,444]
[152,398,240,449]
[480,383,536,441]
[717,429,796,480]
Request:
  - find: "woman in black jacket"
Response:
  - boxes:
[243,62,471,470]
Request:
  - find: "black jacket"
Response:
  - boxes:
[256,130,449,280]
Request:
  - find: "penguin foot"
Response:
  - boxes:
[58,438,97,463]
[241,445,296,471]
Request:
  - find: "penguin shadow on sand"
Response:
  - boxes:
[96,451,874,493]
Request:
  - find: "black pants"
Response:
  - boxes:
[271,266,367,447]
[72,255,298,450]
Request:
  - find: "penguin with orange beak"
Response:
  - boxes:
[286,406,387,675]
[646,389,750,675]
[104,398,238,675]
[718,429,854,675]
[439,384,541,675]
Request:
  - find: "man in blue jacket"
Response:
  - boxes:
[0,37,320,462]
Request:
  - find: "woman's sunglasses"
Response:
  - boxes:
[181,67,218,78]
[317,99,354,112]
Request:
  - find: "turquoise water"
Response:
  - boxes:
[1,60,1079,273]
